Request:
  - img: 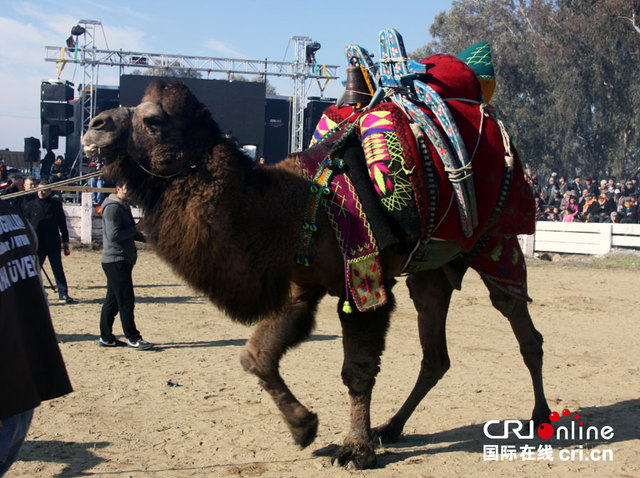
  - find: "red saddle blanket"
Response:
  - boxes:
[313,56,535,246]
[306,53,535,306]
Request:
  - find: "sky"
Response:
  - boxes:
[0,0,454,153]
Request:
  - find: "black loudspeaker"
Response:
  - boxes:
[24,137,41,163]
[263,97,291,162]
[41,80,75,147]
[42,125,59,150]
[41,119,74,136]
[65,132,81,166]
[52,119,74,136]
[41,102,74,119]
[41,81,74,101]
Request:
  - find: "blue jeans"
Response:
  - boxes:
[89,176,104,205]
[0,409,34,477]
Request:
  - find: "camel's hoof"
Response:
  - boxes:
[532,405,552,427]
[372,421,402,445]
[290,412,318,448]
[331,440,376,469]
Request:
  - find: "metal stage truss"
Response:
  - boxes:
[45,22,340,154]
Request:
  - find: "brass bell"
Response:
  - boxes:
[344,65,372,108]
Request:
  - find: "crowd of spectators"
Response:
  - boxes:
[526,172,639,224]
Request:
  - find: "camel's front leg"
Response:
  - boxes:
[373,267,456,443]
[240,284,325,447]
[333,295,394,469]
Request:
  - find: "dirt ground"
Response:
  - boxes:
[6,248,640,478]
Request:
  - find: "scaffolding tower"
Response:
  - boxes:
[76,20,102,141]
[45,24,340,154]
[290,36,311,153]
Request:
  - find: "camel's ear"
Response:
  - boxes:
[192,105,221,140]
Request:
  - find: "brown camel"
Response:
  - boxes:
[82,78,551,469]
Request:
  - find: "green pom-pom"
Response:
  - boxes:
[455,42,494,79]
[456,41,496,102]
[342,300,353,314]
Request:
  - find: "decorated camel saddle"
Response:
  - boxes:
[296,29,535,313]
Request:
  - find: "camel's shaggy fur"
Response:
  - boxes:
[91,80,315,322]
[83,79,551,470]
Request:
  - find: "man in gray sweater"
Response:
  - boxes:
[99,179,151,350]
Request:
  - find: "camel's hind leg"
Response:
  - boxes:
[482,277,551,425]
[373,267,456,444]
[240,284,325,447]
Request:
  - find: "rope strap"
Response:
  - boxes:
[0,170,102,200]
[295,156,342,267]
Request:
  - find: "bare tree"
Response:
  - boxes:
[416,0,640,178]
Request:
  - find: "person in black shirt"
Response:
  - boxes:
[0,199,73,476]
[41,149,55,179]
[49,156,68,182]
[22,178,76,303]
[4,174,26,213]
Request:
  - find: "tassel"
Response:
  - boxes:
[342,300,353,314]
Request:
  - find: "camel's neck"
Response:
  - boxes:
[129,145,310,324]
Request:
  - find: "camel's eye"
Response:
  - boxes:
[143,115,163,132]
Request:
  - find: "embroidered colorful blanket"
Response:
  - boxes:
[466,234,530,301]
[297,128,387,311]
[304,53,535,309]
[313,55,534,245]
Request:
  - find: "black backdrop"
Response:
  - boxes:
[119,75,266,154]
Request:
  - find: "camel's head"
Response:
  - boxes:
[83,79,220,177]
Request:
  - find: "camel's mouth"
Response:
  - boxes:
[82,106,133,160]
[83,143,102,157]
[82,141,122,161]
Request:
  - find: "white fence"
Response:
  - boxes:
[64,194,640,256]
[63,193,142,243]
[519,221,640,256]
